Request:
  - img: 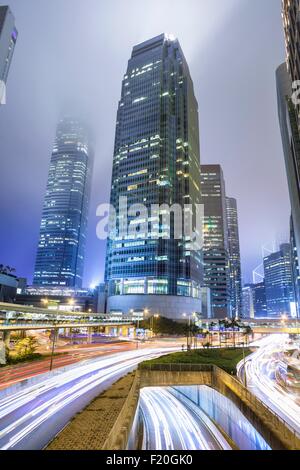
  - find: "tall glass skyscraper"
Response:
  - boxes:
[277,0,300,316]
[282,0,300,125]
[105,34,202,319]
[226,197,242,318]
[0,5,18,101]
[33,118,93,288]
[243,282,267,319]
[200,165,230,319]
[263,243,295,318]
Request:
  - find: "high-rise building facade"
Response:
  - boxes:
[33,118,93,288]
[276,64,300,316]
[226,197,242,318]
[0,5,17,101]
[242,286,255,319]
[277,1,300,316]
[290,216,300,309]
[105,34,202,319]
[243,282,267,319]
[201,165,230,319]
[282,0,300,124]
[263,243,295,317]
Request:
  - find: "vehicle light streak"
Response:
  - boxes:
[140,387,231,450]
[237,335,300,435]
[0,347,177,450]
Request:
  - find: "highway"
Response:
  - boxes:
[140,387,231,450]
[237,335,300,435]
[0,347,177,450]
[0,341,138,391]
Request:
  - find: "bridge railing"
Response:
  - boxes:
[139,363,214,372]
[0,319,134,329]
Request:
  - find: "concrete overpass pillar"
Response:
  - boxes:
[64,328,70,338]
[55,329,59,342]
[20,330,26,339]
[121,326,129,337]
[87,327,93,344]
[104,326,110,336]
[3,331,11,348]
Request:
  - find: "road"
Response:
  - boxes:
[0,341,137,390]
[140,387,231,450]
[0,346,177,450]
[237,334,300,435]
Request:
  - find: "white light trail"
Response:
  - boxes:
[140,387,231,450]
[237,335,300,435]
[0,347,178,450]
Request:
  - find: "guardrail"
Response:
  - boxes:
[139,363,214,372]
[0,320,133,326]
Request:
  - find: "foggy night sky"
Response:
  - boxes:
[0,0,290,287]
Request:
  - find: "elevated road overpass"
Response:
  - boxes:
[0,302,135,346]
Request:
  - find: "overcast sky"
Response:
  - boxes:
[0,0,290,287]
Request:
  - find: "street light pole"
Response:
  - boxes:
[50,326,57,371]
[136,316,140,349]
[242,342,247,388]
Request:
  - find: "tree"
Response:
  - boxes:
[243,325,253,346]
[15,336,38,357]
[140,316,187,336]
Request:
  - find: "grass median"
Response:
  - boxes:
[140,347,252,375]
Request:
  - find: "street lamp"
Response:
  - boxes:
[50,321,58,371]
[242,341,247,388]
[150,314,159,338]
[153,314,159,336]
[183,313,191,350]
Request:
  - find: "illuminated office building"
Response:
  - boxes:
[105,34,202,319]
[282,0,300,125]
[226,197,242,318]
[33,118,93,288]
[277,1,300,315]
[0,5,17,102]
[243,282,267,319]
[263,243,295,317]
[201,165,230,319]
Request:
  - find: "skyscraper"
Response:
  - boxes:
[277,0,300,316]
[263,243,295,318]
[243,282,267,319]
[276,64,300,314]
[282,0,300,125]
[33,118,93,288]
[242,286,255,319]
[0,5,18,102]
[226,197,242,318]
[201,165,230,319]
[105,34,202,319]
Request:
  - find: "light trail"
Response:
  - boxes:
[237,335,300,435]
[140,387,231,450]
[0,347,177,450]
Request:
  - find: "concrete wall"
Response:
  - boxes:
[211,367,300,450]
[107,294,202,319]
[101,366,300,451]
[102,373,141,450]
